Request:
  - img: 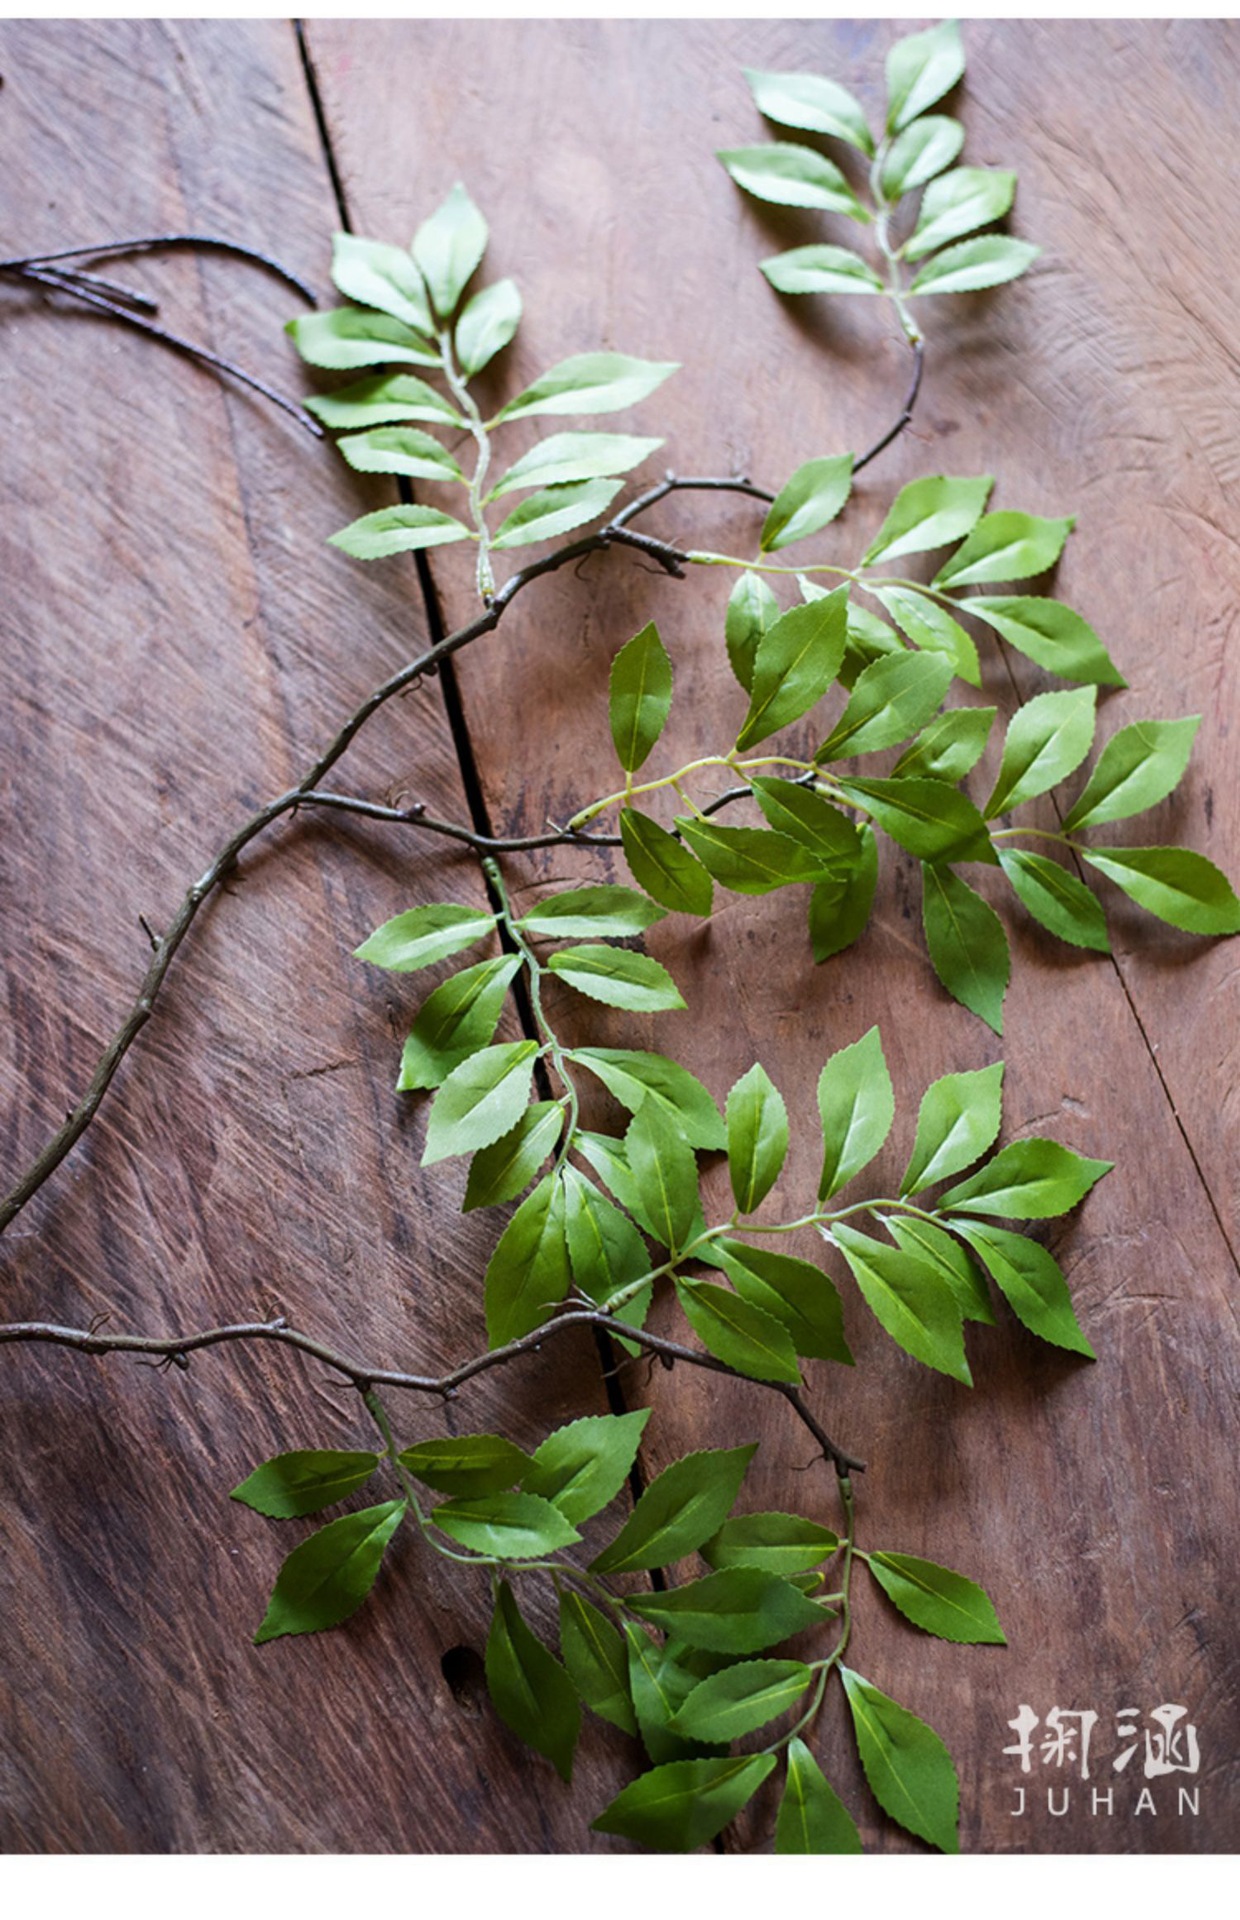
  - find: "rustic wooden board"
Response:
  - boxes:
[308,17,1240,1855]
[0,19,632,1853]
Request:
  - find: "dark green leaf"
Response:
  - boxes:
[287,306,438,371]
[809,823,878,962]
[677,818,830,894]
[398,1434,530,1497]
[675,1278,801,1384]
[745,65,872,151]
[817,1025,894,1200]
[525,1408,651,1525]
[726,1063,789,1213]
[910,235,1039,296]
[760,457,854,554]
[922,864,1011,1035]
[880,116,964,197]
[738,588,849,748]
[329,233,433,333]
[894,707,995,782]
[725,570,781,693]
[626,1627,717,1764]
[609,621,674,773]
[835,776,995,863]
[423,1039,539,1165]
[338,426,464,485]
[702,1512,839,1577]
[490,477,622,551]
[902,1062,1005,1195]
[966,596,1124,686]
[454,277,521,376]
[231,1450,379,1519]
[624,1102,699,1250]
[517,884,665,940]
[462,1101,564,1212]
[1081,847,1240,935]
[356,902,496,972]
[398,954,520,1091]
[486,1580,580,1782]
[998,848,1110,953]
[629,1567,826,1653]
[777,1739,863,1854]
[873,585,980,686]
[951,1221,1095,1356]
[673,1660,814,1742]
[488,430,663,499]
[411,183,487,321]
[561,1165,652,1305]
[559,1591,637,1735]
[941,1138,1113,1219]
[715,1239,853,1366]
[1064,716,1201,829]
[905,167,1017,260]
[816,651,952,762]
[591,1443,757,1575]
[433,1491,580,1559]
[867,1551,1005,1644]
[986,687,1097,818]
[568,1047,725,1150]
[863,475,993,567]
[593,1753,776,1851]
[494,352,678,425]
[884,1215,995,1324]
[831,1222,970,1383]
[935,512,1073,589]
[303,372,463,432]
[750,777,861,866]
[254,1501,405,1644]
[886,19,965,133]
[330,505,472,560]
[718,143,868,219]
[760,244,885,297]
[484,1171,572,1347]
[547,944,685,1013]
[620,809,714,917]
[841,1667,959,1852]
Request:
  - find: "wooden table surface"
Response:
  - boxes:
[0,19,1236,1854]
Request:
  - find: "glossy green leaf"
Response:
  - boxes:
[702,1512,839,1577]
[286,306,438,371]
[817,1025,894,1199]
[422,1039,539,1165]
[750,778,861,866]
[561,1164,653,1305]
[836,775,995,864]
[868,1551,1005,1644]
[874,585,980,686]
[922,864,1011,1034]
[911,235,1039,295]
[817,651,953,762]
[841,1667,959,1852]
[941,1138,1113,1219]
[337,425,465,486]
[736,587,849,749]
[484,1172,572,1347]
[559,1591,637,1736]
[675,1278,801,1384]
[397,954,520,1091]
[951,1220,1095,1356]
[356,902,495,972]
[329,233,433,334]
[517,884,665,940]
[591,1443,757,1575]
[715,1239,853,1367]
[935,511,1074,590]
[232,1450,379,1519]
[880,116,964,197]
[840,600,905,687]
[673,1660,814,1742]
[454,277,521,376]
[628,1567,826,1653]
[760,244,885,297]
[494,352,678,424]
[398,1435,530,1497]
[329,505,472,560]
[809,824,878,962]
[986,687,1097,818]
[609,621,674,772]
[894,707,995,782]
[760,457,853,554]
[303,372,463,432]
[626,1628,716,1764]
[486,1580,580,1782]
[490,477,622,550]
[254,1500,405,1644]
[620,809,714,917]
[725,570,781,693]
[525,1408,651,1525]
[1081,847,1240,935]
[433,1491,580,1559]
[966,596,1125,686]
[719,143,868,219]
[488,430,663,499]
[624,1102,699,1250]
[677,819,829,894]
[1064,716,1201,829]
[906,167,1017,261]
[568,1047,724,1150]
[998,848,1110,952]
[832,1221,970,1383]
[886,19,965,133]
[546,943,685,1013]
[411,183,487,320]
[884,1215,995,1324]
[777,1739,863,1854]
[726,1063,789,1214]
[593,1753,776,1851]
[901,1063,1004,1196]
[462,1101,563,1212]
[744,66,873,153]
[863,475,993,567]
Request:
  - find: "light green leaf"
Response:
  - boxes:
[951,1220,1095,1356]
[517,884,666,940]
[488,431,663,499]
[902,1062,1005,1196]
[546,943,685,1013]
[411,183,488,321]
[832,1221,970,1383]
[966,596,1125,686]
[702,1512,839,1577]
[422,1039,539,1166]
[750,778,862,867]
[817,1025,893,1200]
[840,1668,959,1852]
[725,570,781,693]
[454,277,521,376]
[874,585,980,686]
[922,864,1011,1034]
[867,1551,1005,1644]
[568,1047,725,1150]
[744,67,873,154]
[526,1408,651,1525]
[886,19,965,133]
[675,1278,801,1384]
[719,143,867,219]
[462,1101,563,1212]
[677,819,830,894]
[484,1171,572,1347]
[486,1580,580,1782]
[816,651,952,762]
[894,707,995,782]
[286,307,438,371]
[609,621,674,773]
[303,372,464,432]
[726,1063,789,1214]
[329,233,433,334]
[760,244,885,297]
[490,477,622,550]
[998,848,1110,953]
[628,1567,826,1653]
[880,116,964,197]
[626,1628,717,1765]
[836,775,995,864]
[986,687,1097,818]
[397,954,520,1091]
[839,600,905,687]
[254,1500,405,1644]
[433,1491,580,1560]
[592,1754,776,1852]
[495,352,679,424]
[591,1443,757,1576]
[1064,717,1201,829]
[398,1435,530,1497]
[715,1239,853,1367]
[777,1739,863,1854]
[863,474,993,567]
[560,1591,637,1735]
[330,505,472,560]
[624,1101,699,1250]
[761,457,854,554]
[910,234,1038,295]
[621,809,714,917]
[673,1660,814,1742]
[935,511,1074,590]
[905,167,1017,261]
[337,425,464,485]
[561,1164,652,1305]
[941,1138,1113,1219]
[231,1450,379,1519]
[809,824,878,962]
[885,1215,995,1324]
[737,587,849,748]
[355,902,495,972]
[1081,847,1240,935]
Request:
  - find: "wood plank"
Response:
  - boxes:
[0,19,630,1852]
[310,18,1239,1853]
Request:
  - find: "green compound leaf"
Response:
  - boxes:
[910,235,1039,296]
[592,1754,777,1852]
[609,621,674,773]
[525,1408,651,1525]
[488,431,664,499]
[998,848,1110,953]
[628,1567,826,1654]
[411,183,488,321]
[454,277,522,376]
[626,1627,718,1764]
[725,569,782,694]
[337,426,465,485]
[620,809,715,917]
[672,1660,815,1742]
[902,1062,1005,1196]
[816,651,953,762]
[397,954,521,1091]
[561,1164,653,1304]
[1081,847,1240,935]
[737,586,849,748]
[568,1046,724,1150]
[462,1101,564,1212]
[966,596,1125,686]
[836,776,995,865]
[718,143,868,220]
[714,1239,853,1366]
[675,1278,801,1385]
[760,244,885,298]
[985,687,1098,819]
[397,1435,531,1497]
[546,944,686,1013]
[817,1025,894,1200]
[809,823,878,963]
[905,167,1017,261]
[867,1551,1006,1644]
[922,864,1011,1035]
[304,372,464,432]
[832,1221,970,1383]
[254,1500,405,1645]
[941,1138,1113,1219]
[356,902,496,972]
[744,66,873,155]
[884,1215,995,1325]
[624,1101,699,1250]
[840,1667,960,1853]
[516,884,666,940]
[777,1739,863,1854]
[677,819,830,894]
[760,457,854,554]
[874,585,980,686]
[422,1039,539,1165]
[934,511,1074,590]
[886,19,965,133]
[590,1443,757,1575]
[880,116,964,198]
[486,1580,580,1782]
[1064,716,1201,829]
[863,474,993,567]
[432,1491,580,1560]
[726,1062,789,1213]
[329,505,473,560]
[750,777,862,866]
[484,1171,573,1347]
[951,1220,1095,1357]
[490,477,622,550]
[231,1450,380,1519]
[494,352,679,424]
[329,233,434,334]
[286,306,438,371]
[894,707,996,783]
[559,1591,637,1735]
[702,1512,840,1577]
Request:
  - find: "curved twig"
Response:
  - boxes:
[853,338,925,476]
[0,232,319,306]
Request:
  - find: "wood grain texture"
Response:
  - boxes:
[308,18,1240,1854]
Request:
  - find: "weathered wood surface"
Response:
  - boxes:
[0,16,1235,1855]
